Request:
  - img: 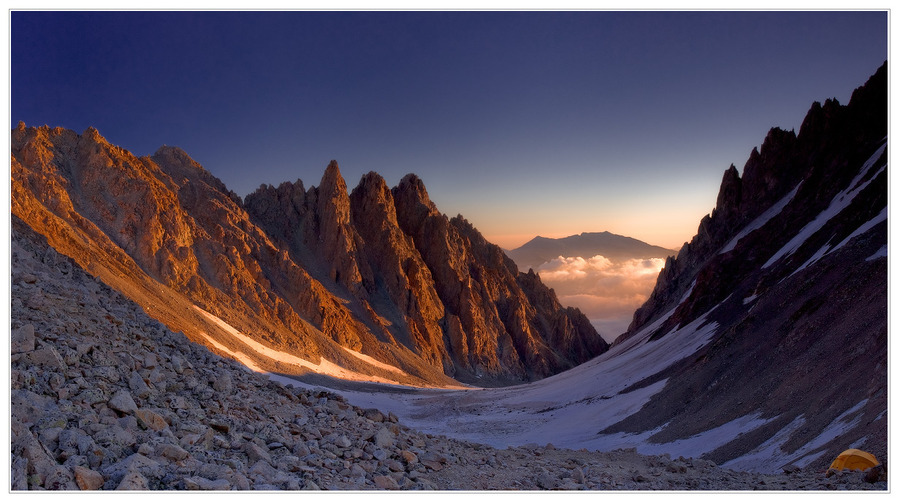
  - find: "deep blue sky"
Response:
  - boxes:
[11,11,887,249]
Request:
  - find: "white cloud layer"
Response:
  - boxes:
[535,255,666,341]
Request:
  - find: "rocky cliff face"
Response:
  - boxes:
[245,167,608,384]
[625,62,888,341]
[11,124,454,388]
[12,123,606,386]
[603,62,886,468]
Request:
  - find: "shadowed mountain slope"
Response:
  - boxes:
[606,61,888,468]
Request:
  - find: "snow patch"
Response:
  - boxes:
[639,412,773,460]
[763,144,886,269]
[791,448,829,471]
[199,332,266,373]
[193,306,403,385]
[866,245,887,261]
[724,415,807,472]
[792,206,887,275]
[342,347,408,376]
[795,399,868,457]
[793,238,836,275]
[721,182,801,255]
[678,280,697,305]
[309,305,722,458]
[723,400,869,472]
[829,207,887,255]
[849,436,869,450]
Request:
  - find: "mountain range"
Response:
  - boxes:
[506,232,676,271]
[11,127,606,387]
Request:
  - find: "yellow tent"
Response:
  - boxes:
[829,449,880,471]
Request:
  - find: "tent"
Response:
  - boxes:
[829,449,880,471]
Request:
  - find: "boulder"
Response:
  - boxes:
[11,324,35,354]
[108,390,138,415]
[73,465,105,490]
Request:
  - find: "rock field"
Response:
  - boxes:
[9,219,887,491]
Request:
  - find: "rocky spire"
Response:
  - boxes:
[349,172,449,370]
[315,160,366,293]
[712,164,741,225]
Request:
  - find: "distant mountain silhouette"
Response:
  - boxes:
[506,231,676,270]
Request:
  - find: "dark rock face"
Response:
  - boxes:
[625,62,888,341]
[607,62,886,468]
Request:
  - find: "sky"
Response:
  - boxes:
[10,10,888,250]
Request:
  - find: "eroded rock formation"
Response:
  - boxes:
[12,124,606,385]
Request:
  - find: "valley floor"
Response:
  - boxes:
[264,374,891,491]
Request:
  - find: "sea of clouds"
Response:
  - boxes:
[534,255,666,341]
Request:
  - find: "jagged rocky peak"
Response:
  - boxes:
[82,125,106,142]
[797,97,842,144]
[152,144,197,167]
[397,172,430,199]
[244,163,367,296]
[244,179,308,228]
[703,126,802,251]
[624,61,887,342]
[151,145,205,185]
[12,124,202,288]
[15,127,609,386]
[348,172,410,263]
[348,170,449,370]
[316,163,366,291]
[393,173,441,221]
[739,127,800,213]
[604,63,887,470]
[12,121,76,142]
[711,164,741,225]
[316,160,352,225]
[318,160,348,201]
[350,171,397,221]
[247,161,608,383]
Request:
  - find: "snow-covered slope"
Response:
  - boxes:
[314,308,721,451]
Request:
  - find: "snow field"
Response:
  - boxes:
[193,306,405,385]
[763,143,887,270]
